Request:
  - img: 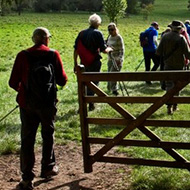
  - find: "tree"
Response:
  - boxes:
[126,0,139,14]
[102,0,127,23]
[139,0,155,7]
[188,0,190,10]
[0,0,12,15]
[141,3,154,20]
[14,0,27,15]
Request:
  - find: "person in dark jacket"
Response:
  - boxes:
[9,27,68,190]
[156,20,190,114]
[74,13,112,111]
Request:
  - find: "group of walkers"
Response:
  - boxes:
[8,12,190,190]
[142,20,190,114]
[74,13,125,110]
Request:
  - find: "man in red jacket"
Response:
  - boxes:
[9,27,68,190]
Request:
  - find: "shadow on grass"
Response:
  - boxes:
[126,81,163,95]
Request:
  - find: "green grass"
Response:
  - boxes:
[1,0,190,189]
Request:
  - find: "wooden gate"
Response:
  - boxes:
[76,65,190,173]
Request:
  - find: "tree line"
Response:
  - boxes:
[0,0,156,16]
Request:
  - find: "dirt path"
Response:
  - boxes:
[0,142,131,190]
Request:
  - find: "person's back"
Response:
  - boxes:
[73,13,112,111]
[9,27,68,190]
[80,27,105,55]
[141,22,160,84]
[157,22,190,70]
[156,20,190,114]
[143,26,158,52]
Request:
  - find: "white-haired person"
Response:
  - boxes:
[106,23,125,96]
[74,13,112,111]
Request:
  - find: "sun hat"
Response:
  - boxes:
[170,20,183,29]
[185,20,190,25]
[32,27,51,38]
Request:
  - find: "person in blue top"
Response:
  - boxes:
[184,20,190,37]
[143,22,160,84]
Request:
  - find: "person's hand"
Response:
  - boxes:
[106,46,113,53]
[74,64,78,74]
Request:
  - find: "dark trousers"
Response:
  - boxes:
[85,60,101,96]
[20,106,57,181]
[143,51,160,71]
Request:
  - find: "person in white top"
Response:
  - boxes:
[106,23,125,96]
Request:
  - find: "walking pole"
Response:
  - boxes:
[0,105,19,123]
[109,52,129,96]
[135,58,144,72]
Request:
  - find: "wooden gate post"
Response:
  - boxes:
[76,65,92,173]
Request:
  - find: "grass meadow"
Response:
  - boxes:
[1,0,190,189]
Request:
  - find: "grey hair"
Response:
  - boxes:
[108,22,119,34]
[88,13,102,26]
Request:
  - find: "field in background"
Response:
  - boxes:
[1,0,190,189]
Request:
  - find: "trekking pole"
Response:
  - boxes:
[109,52,129,96]
[0,105,19,123]
[135,58,144,72]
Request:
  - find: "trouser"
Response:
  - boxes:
[107,59,122,92]
[143,51,160,71]
[19,105,57,181]
[85,60,101,96]
[165,81,179,107]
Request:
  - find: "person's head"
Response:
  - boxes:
[185,20,190,25]
[108,22,119,36]
[170,20,183,32]
[32,27,51,46]
[88,13,102,29]
[151,21,159,30]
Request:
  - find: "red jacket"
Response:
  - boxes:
[9,44,68,108]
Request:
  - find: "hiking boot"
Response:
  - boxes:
[146,81,152,85]
[89,103,95,111]
[40,165,59,179]
[112,90,119,96]
[173,104,179,112]
[16,180,33,190]
[167,105,173,115]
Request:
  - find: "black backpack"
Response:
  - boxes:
[139,30,151,47]
[25,50,57,109]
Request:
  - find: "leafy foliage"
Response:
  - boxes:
[188,0,190,10]
[141,3,154,20]
[126,0,139,14]
[102,0,127,23]
[139,0,155,7]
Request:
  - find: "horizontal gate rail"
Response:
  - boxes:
[76,65,190,173]
[88,138,190,149]
[85,96,190,104]
[87,118,190,128]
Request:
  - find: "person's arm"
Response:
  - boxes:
[155,37,163,56]
[73,49,79,73]
[9,52,23,92]
[183,37,190,60]
[118,35,125,62]
[103,46,113,53]
[153,35,159,47]
[54,50,68,87]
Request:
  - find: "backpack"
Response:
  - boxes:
[25,50,57,109]
[76,31,98,66]
[139,30,151,47]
